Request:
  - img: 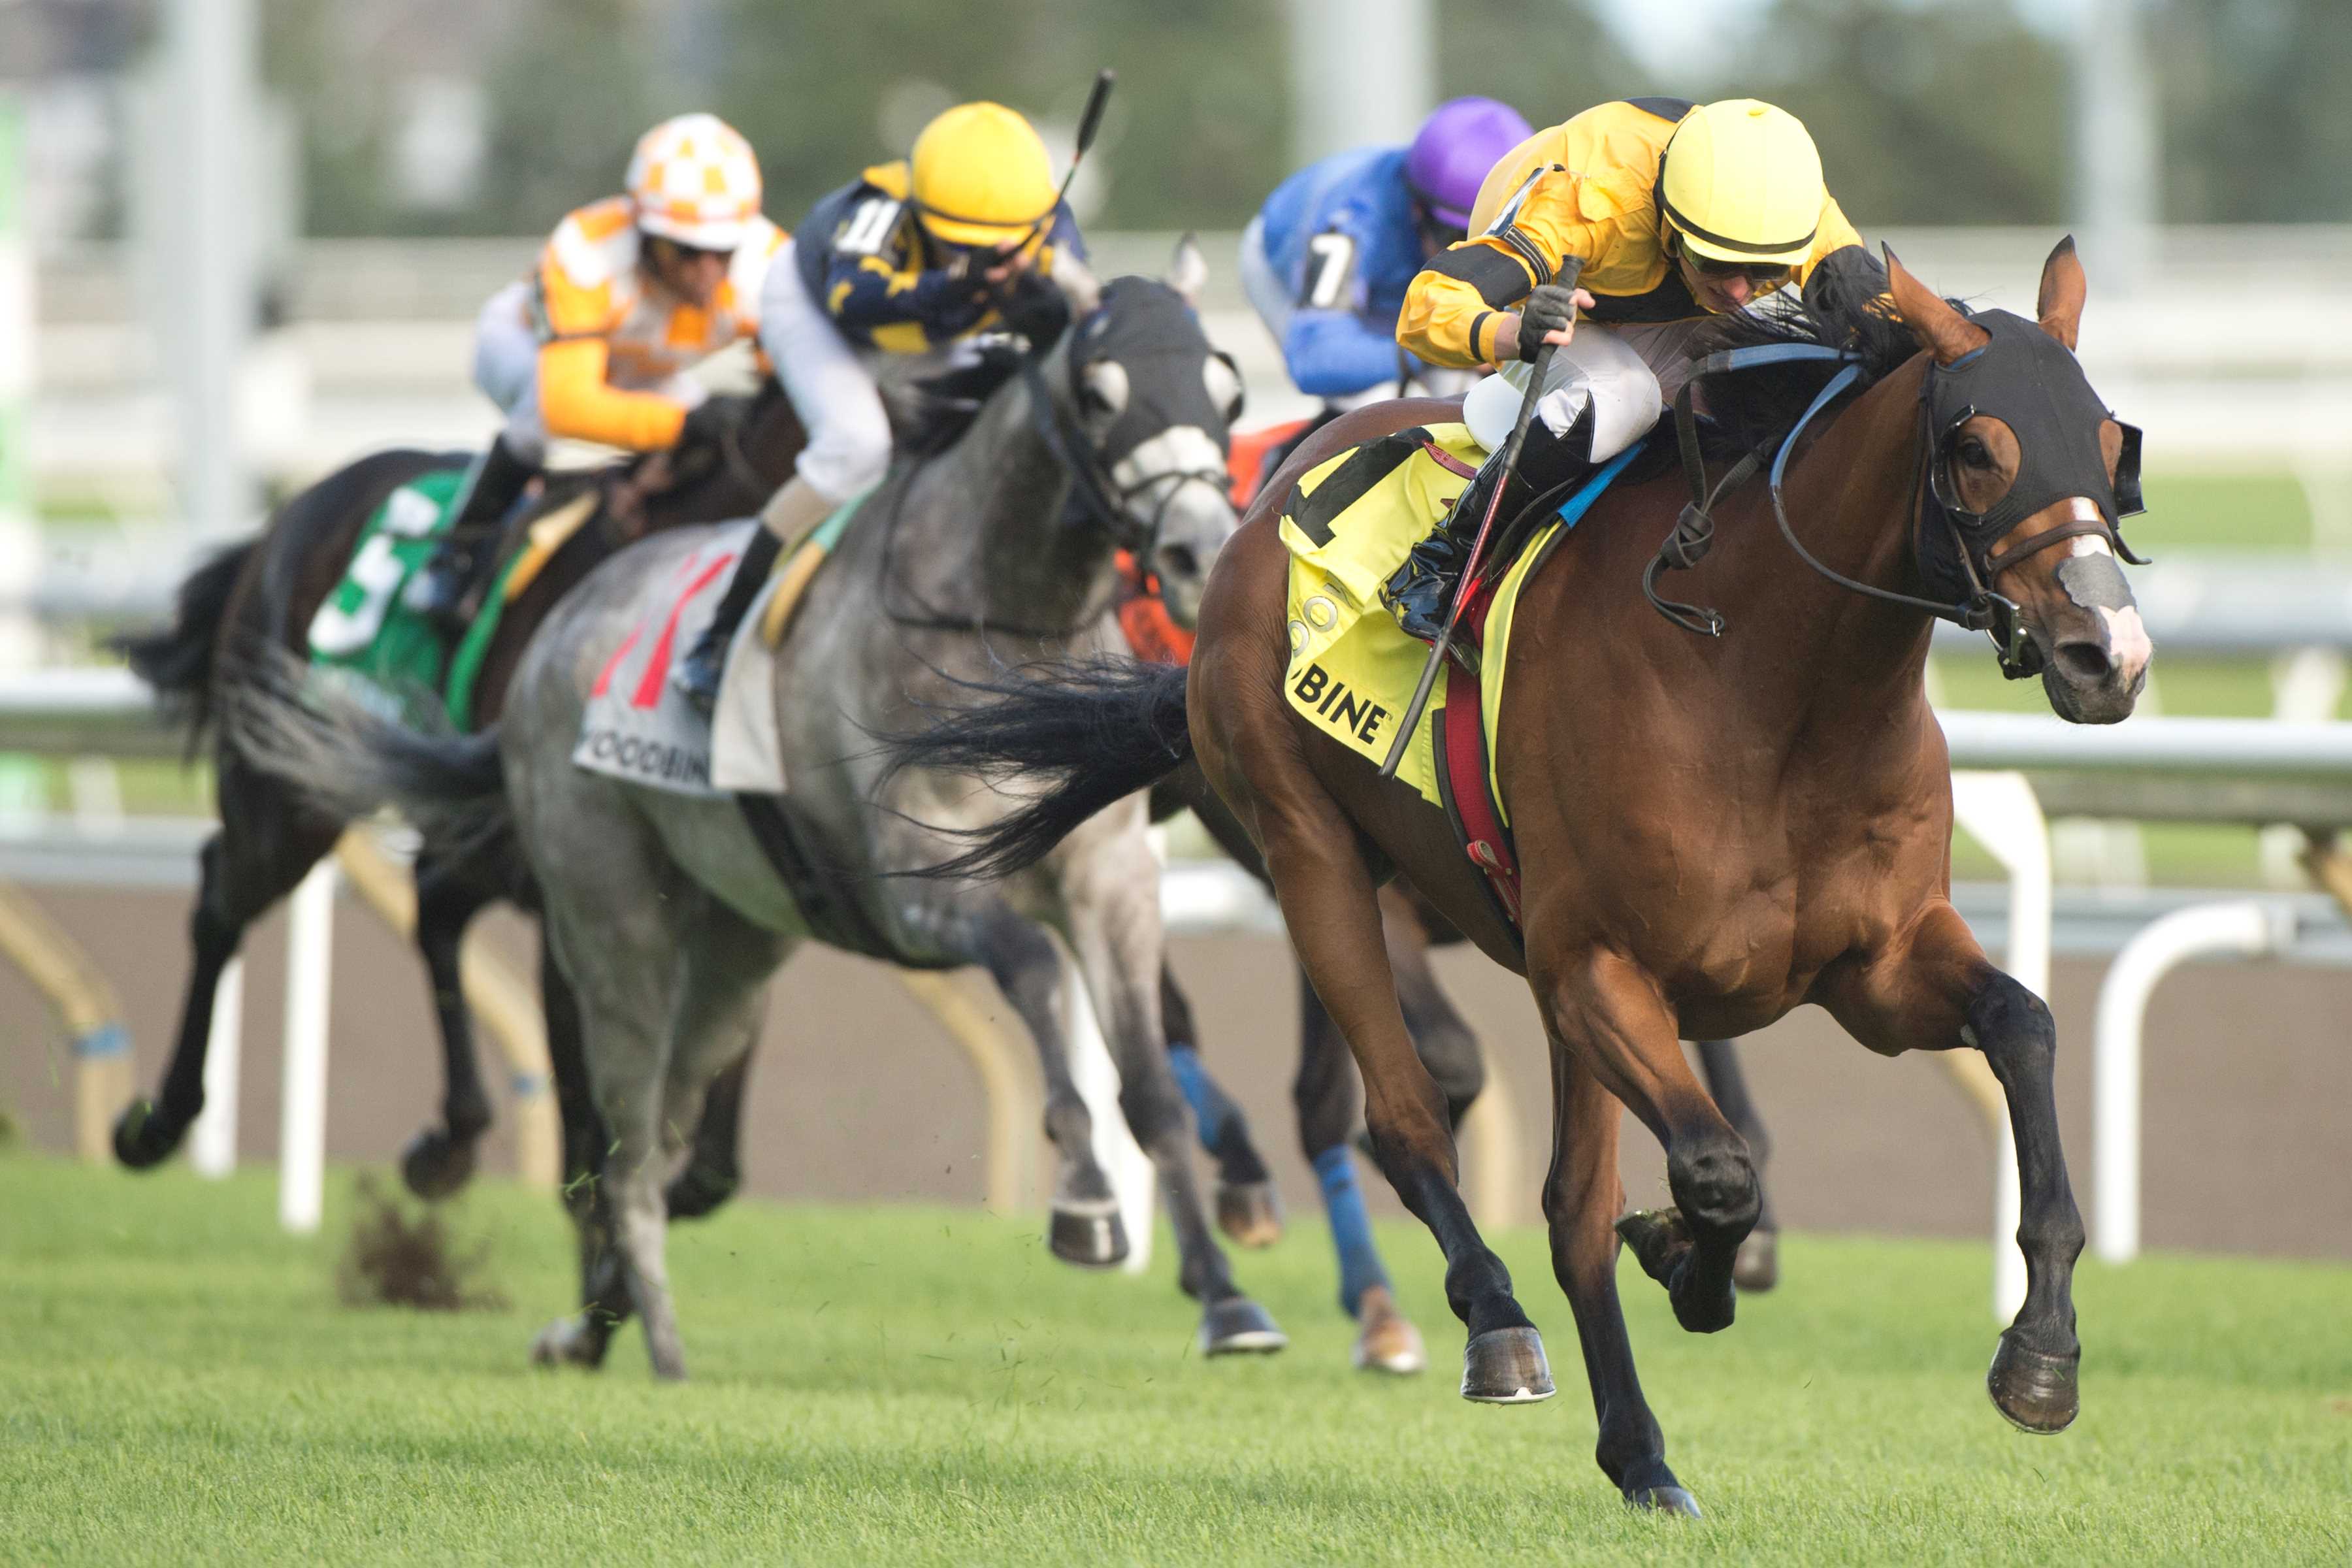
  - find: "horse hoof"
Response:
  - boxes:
[664,1164,740,1222]
[112,1099,188,1170]
[399,1128,478,1203]
[1627,1484,1704,1519]
[1215,1181,1284,1248]
[1200,1296,1288,1356]
[1616,1208,1693,1288]
[1460,1326,1554,1403]
[1350,1286,1426,1375]
[529,1316,608,1371]
[1048,1200,1130,1269]
[1732,1228,1779,1293]
[1986,1330,2080,1434]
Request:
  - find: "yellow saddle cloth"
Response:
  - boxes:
[1277,421,1563,811]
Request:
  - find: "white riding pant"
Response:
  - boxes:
[757,250,893,502]
[1462,321,1673,463]
[471,280,704,466]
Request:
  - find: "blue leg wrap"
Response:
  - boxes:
[1165,1043,1232,1155]
[1315,1144,1390,1318]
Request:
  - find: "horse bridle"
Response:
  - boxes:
[875,326,1231,640]
[1649,327,2144,678]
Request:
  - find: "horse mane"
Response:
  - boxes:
[1681,253,1921,461]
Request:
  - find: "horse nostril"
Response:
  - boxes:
[2054,640,2112,684]
[1157,544,1200,581]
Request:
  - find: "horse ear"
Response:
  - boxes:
[1166,231,1208,306]
[2035,234,2087,351]
[1884,244,1989,366]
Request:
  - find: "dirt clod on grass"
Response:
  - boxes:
[337,1173,508,1312]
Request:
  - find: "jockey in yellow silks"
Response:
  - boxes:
[413,112,786,627]
[1383,96,1878,638]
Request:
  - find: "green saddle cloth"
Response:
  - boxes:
[305,466,519,731]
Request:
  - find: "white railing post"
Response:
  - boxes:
[1950,770,2050,1322]
[277,861,336,1233]
[2092,900,2283,1264]
[189,955,243,1177]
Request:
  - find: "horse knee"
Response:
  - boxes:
[1666,1135,1759,1239]
[1967,972,2057,1085]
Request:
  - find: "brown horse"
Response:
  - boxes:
[879,240,2148,1513]
[111,391,804,1200]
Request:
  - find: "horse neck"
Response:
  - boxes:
[1709,354,1940,724]
[906,342,1114,632]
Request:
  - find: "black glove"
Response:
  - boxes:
[679,397,738,454]
[1516,283,1581,362]
[995,269,1073,348]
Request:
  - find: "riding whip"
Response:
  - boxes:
[1378,290,1576,779]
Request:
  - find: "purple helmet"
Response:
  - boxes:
[1405,97,1535,230]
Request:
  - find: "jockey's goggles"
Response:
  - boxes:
[1689,253,1792,286]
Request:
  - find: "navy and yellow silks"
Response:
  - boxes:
[1278,424,1641,810]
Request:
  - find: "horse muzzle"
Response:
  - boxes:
[2036,546,2151,725]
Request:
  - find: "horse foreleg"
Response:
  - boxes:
[964,902,1122,1267]
[1160,964,1282,1247]
[1817,903,2083,1434]
[400,853,497,1201]
[665,1048,753,1221]
[535,945,631,1365]
[1058,864,1284,1356]
[117,791,341,1168]
[1254,774,1544,1400]
[1540,1030,1700,1516]
[1296,968,1425,1374]
[1543,948,1757,1336]
[1692,1038,1779,1292]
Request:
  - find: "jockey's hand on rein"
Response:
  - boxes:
[1516,284,1592,361]
[995,269,1073,348]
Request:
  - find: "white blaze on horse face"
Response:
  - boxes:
[1082,359,1131,423]
[1203,353,1245,424]
[2067,521,2150,685]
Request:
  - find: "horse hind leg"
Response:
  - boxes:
[117,782,342,1167]
[1297,966,1426,1375]
[1693,1037,1779,1292]
[1160,964,1282,1247]
[399,853,498,1201]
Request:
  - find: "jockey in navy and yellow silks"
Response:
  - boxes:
[674,100,1093,706]
[1382,97,1878,640]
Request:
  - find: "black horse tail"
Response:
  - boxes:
[223,645,514,864]
[885,657,1194,880]
[110,539,257,757]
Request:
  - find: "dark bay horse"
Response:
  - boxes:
[111,391,804,1197]
[878,241,2149,1513]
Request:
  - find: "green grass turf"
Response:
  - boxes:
[3,1155,2347,1564]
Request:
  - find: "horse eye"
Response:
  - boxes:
[1959,438,1993,469]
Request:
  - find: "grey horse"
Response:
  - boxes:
[242,252,1281,1376]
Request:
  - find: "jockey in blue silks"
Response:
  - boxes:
[1239,97,1533,414]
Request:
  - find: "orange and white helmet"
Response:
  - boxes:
[626,112,762,251]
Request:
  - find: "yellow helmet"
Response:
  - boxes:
[910,102,1058,248]
[1658,99,1825,267]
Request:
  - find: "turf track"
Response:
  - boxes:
[3,1154,2345,1564]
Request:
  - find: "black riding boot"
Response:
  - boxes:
[411,437,538,633]
[672,526,781,711]
[1382,459,1508,643]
